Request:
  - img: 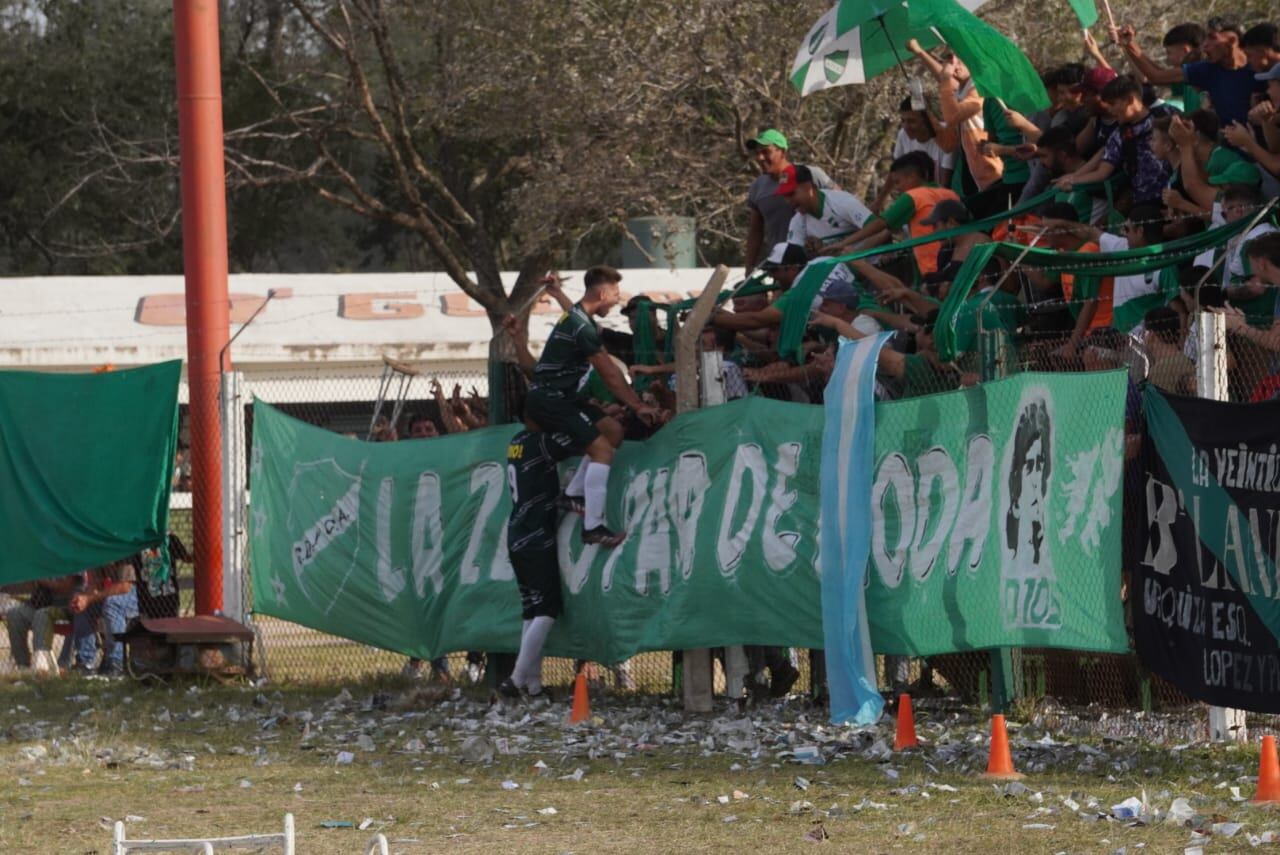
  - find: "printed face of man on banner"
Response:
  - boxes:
[1001,391,1062,630]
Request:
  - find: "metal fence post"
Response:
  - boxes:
[699,347,751,698]
[676,265,730,713]
[1199,310,1248,742]
[220,370,247,624]
[977,300,1020,712]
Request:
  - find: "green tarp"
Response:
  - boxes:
[249,371,1127,661]
[0,361,180,584]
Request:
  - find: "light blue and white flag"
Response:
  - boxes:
[820,333,892,725]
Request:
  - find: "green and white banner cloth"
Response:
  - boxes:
[249,372,1128,662]
[865,370,1130,655]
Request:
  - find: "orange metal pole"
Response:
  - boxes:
[174,0,230,614]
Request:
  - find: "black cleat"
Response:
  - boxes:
[581,526,626,548]
[557,494,586,515]
[497,677,522,699]
[769,663,800,698]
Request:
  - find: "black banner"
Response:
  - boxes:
[1136,386,1280,712]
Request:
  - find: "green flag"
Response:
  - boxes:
[1068,0,1099,27]
[0,361,180,584]
[908,0,1050,115]
[249,375,1129,663]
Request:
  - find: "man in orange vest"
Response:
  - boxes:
[816,151,961,277]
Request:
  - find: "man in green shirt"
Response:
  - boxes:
[1168,109,1261,219]
[526,265,661,547]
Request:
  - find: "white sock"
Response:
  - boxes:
[583,462,611,530]
[565,461,588,498]
[512,616,555,692]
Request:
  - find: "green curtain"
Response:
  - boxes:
[0,361,180,584]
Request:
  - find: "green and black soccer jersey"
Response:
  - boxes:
[506,429,578,554]
[531,304,603,396]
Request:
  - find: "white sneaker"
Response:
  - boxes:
[31,651,59,676]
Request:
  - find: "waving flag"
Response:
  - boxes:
[909,0,1050,114]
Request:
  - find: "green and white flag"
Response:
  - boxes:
[791,0,988,95]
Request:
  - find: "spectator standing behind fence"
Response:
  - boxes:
[1116,17,1258,128]
[1054,75,1171,207]
[743,129,836,275]
[906,39,1003,201]
[1168,109,1261,222]
[1222,64,1280,184]
[70,559,138,677]
[780,164,876,259]
[871,98,955,213]
[5,575,81,675]
[1143,307,1196,392]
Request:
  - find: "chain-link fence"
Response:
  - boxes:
[7,273,1280,719]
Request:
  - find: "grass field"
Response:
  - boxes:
[2,675,1277,854]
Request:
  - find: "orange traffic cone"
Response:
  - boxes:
[980,714,1024,780]
[569,670,591,723]
[894,694,919,750]
[1252,735,1280,804]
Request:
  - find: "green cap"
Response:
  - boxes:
[1208,146,1262,187]
[747,129,789,150]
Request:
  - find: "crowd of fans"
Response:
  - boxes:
[483,18,1280,698]
[11,18,1280,699]
[694,20,1280,420]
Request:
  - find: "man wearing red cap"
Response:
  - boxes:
[1071,65,1120,160]
[744,129,835,273]
[776,164,875,258]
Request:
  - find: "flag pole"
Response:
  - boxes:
[1100,0,1118,39]
[877,15,915,89]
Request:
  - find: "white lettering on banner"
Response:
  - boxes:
[601,470,655,594]
[1059,428,1124,554]
[557,499,599,595]
[870,439,997,588]
[1249,508,1278,598]
[1224,506,1253,595]
[634,468,673,595]
[870,453,914,588]
[411,472,444,596]
[671,452,711,581]
[948,435,994,576]
[460,462,505,585]
[1142,475,1179,576]
[763,443,802,572]
[717,444,769,575]
[910,448,960,584]
[291,479,360,581]
[375,477,407,602]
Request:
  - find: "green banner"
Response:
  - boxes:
[249,396,826,663]
[0,361,180,584]
[249,372,1129,661]
[866,370,1130,654]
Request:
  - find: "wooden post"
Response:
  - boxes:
[675,265,730,714]
[1198,310,1248,742]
